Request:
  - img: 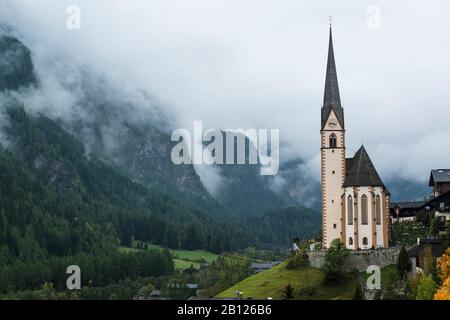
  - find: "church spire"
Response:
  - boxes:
[321,25,344,130]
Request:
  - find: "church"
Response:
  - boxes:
[320,27,391,250]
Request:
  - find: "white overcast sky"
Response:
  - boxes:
[1,0,450,183]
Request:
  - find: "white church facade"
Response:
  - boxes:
[320,27,390,250]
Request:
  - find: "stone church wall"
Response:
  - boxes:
[308,247,403,272]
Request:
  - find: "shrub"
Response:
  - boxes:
[286,249,309,270]
[322,239,349,283]
[416,275,437,300]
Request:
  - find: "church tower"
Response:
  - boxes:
[321,27,346,249]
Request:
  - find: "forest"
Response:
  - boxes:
[0,104,320,295]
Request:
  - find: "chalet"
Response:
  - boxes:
[390,201,426,222]
[429,169,450,197]
[407,239,446,274]
[389,169,450,231]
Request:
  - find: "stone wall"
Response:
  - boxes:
[308,247,402,272]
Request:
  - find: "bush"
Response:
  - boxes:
[286,249,309,270]
[322,239,349,283]
[297,284,316,299]
[282,284,294,299]
[397,246,411,278]
[416,275,438,300]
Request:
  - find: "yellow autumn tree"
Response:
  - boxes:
[434,248,450,300]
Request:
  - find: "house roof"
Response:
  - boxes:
[390,201,427,210]
[407,239,445,258]
[321,27,344,130]
[150,290,161,296]
[429,169,450,186]
[250,263,274,270]
[344,146,385,188]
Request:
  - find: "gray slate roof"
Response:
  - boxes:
[390,201,427,210]
[408,239,445,258]
[429,169,450,186]
[321,27,344,130]
[344,146,385,187]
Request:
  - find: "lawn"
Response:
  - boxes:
[147,243,218,264]
[217,262,358,300]
[118,243,219,270]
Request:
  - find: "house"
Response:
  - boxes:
[181,265,198,275]
[149,290,161,300]
[407,239,446,274]
[429,169,450,197]
[390,201,426,222]
[250,261,280,273]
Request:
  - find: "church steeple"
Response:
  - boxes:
[321,26,344,130]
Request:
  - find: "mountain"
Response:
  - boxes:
[203,132,321,216]
[0,36,36,91]
[0,34,320,248]
[384,176,430,202]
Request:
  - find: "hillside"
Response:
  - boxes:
[119,243,219,270]
[217,262,358,300]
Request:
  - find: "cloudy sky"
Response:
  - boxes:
[1,0,450,183]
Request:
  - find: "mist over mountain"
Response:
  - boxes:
[0,31,427,222]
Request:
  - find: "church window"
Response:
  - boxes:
[361,195,368,225]
[349,237,353,245]
[362,237,368,246]
[333,224,336,229]
[348,195,353,225]
[329,134,337,148]
[376,195,381,225]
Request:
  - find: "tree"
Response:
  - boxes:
[434,278,450,300]
[282,284,294,299]
[286,247,309,270]
[138,283,155,297]
[353,284,364,300]
[416,275,437,300]
[322,239,349,283]
[429,215,439,238]
[434,248,450,300]
[397,246,411,278]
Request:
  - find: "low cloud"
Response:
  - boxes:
[1,0,449,187]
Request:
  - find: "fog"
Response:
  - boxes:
[1,0,450,185]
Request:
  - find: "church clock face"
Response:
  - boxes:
[328,120,337,129]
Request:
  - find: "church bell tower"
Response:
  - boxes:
[321,26,346,249]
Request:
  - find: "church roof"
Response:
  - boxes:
[344,145,385,187]
[322,27,345,130]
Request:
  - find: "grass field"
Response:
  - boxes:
[217,262,358,300]
[360,264,398,284]
[118,243,219,270]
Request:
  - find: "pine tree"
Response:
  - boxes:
[397,246,412,278]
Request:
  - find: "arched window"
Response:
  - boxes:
[347,195,353,225]
[361,195,368,225]
[329,134,337,148]
[348,237,353,245]
[376,195,381,225]
[362,237,368,246]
